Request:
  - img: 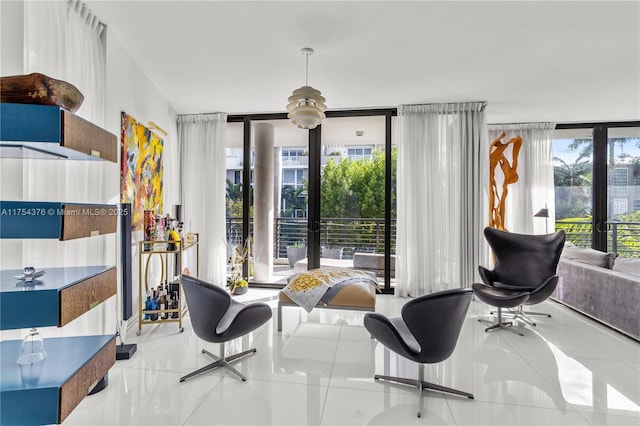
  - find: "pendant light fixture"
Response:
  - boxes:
[286,47,327,129]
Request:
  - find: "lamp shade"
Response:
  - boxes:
[534,208,549,218]
[286,86,327,129]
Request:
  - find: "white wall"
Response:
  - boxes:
[0,2,178,341]
[104,29,179,336]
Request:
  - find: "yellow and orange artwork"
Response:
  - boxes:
[120,112,163,230]
[489,132,522,232]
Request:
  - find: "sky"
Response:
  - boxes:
[553,137,640,165]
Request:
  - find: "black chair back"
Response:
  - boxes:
[484,227,565,288]
[401,288,473,363]
[181,274,231,342]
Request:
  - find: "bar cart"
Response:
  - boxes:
[137,234,199,335]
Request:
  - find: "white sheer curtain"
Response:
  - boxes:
[396,103,490,297]
[24,0,106,124]
[488,123,556,235]
[4,1,112,337]
[9,1,110,272]
[177,113,228,286]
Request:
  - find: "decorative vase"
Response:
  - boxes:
[286,246,307,267]
[17,328,46,365]
[232,285,248,295]
[143,210,156,251]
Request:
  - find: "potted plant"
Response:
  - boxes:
[227,239,250,295]
[286,241,307,267]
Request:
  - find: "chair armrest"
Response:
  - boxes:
[478,266,497,286]
[364,313,419,356]
[217,302,272,339]
[492,282,538,292]
[527,275,559,304]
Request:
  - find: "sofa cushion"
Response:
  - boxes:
[561,246,617,269]
[353,253,396,271]
[612,257,640,277]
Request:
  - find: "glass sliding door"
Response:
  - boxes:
[250,119,308,285]
[390,115,397,289]
[553,122,639,256]
[318,115,396,290]
[225,122,246,284]
[226,109,397,290]
[553,128,594,247]
[607,127,640,258]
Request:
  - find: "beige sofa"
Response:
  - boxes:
[554,247,640,341]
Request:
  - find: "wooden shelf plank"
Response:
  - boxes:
[0,103,117,162]
[0,201,117,240]
[0,335,115,425]
[0,265,116,330]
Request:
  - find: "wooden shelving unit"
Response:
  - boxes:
[0,102,118,425]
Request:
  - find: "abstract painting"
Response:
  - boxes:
[120,112,163,230]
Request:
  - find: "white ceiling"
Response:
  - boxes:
[87,1,640,124]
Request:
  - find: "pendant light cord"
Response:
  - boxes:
[305,52,309,86]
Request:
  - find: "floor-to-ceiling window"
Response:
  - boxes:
[319,116,386,259]
[553,122,640,257]
[251,119,308,284]
[607,126,640,257]
[225,122,248,285]
[552,127,594,246]
[227,109,397,291]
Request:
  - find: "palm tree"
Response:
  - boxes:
[554,153,592,218]
[569,137,639,166]
[553,153,591,187]
[226,179,242,201]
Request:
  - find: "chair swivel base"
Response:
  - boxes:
[478,318,524,336]
[508,306,552,327]
[180,347,256,383]
[478,308,526,336]
[374,372,473,418]
[491,306,551,327]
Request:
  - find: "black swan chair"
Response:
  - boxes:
[179,274,272,382]
[472,227,565,335]
[364,288,474,418]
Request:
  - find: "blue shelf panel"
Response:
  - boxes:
[1,335,115,425]
[0,265,115,330]
[0,103,61,142]
[0,201,62,238]
[0,103,117,162]
[0,201,117,239]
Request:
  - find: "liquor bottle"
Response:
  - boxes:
[144,290,152,320]
[159,289,167,319]
[150,290,159,321]
[164,290,172,320]
[171,291,179,318]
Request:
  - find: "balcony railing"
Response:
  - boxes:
[226,217,639,260]
[226,217,397,259]
[555,220,640,258]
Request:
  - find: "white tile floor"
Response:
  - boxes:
[63,290,640,425]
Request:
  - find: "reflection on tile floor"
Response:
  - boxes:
[63,290,640,425]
